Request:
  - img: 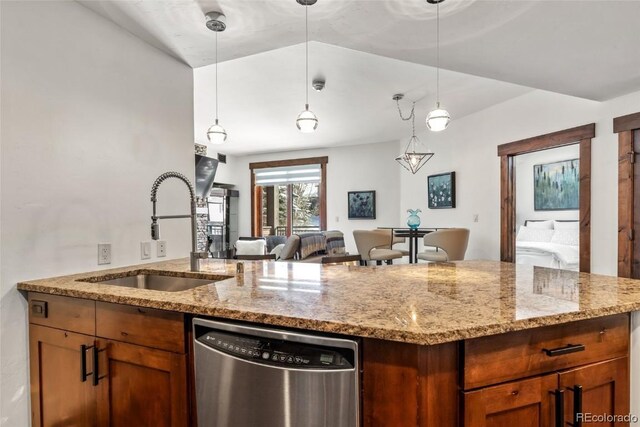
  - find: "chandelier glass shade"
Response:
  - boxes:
[426,103,450,132]
[296,104,319,133]
[206,119,227,144]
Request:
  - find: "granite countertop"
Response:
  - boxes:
[17,259,640,345]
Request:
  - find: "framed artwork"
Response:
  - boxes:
[428,172,456,209]
[534,159,579,211]
[348,191,376,219]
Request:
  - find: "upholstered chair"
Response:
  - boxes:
[417,228,470,262]
[353,230,404,265]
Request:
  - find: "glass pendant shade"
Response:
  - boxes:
[206,119,227,144]
[426,104,450,132]
[296,105,318,133]
[395,135,434,174]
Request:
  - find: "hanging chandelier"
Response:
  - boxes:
[296,0,319,133]
[205,12,227,144]
[426,0,451,132]
[393,94,434,174]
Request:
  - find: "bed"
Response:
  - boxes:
[515,220,579,271]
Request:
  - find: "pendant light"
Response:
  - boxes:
[426,0,451,132]
[296,0,318,133]
[205,12,227,144]
[394,94,434,174]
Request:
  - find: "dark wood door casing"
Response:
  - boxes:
[615,112,640,278]
[497,124,595,272]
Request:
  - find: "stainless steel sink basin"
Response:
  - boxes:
[92,274,219,292]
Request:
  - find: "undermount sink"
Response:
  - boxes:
[87,273,221,292]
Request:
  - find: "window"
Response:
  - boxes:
[250,157,328,237]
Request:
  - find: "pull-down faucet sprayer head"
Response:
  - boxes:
[151,219,160,240]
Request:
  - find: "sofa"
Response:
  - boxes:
[276,230,347,263]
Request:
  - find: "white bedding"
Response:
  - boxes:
[516,241,579,271]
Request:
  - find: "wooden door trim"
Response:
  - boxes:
[497,124,595,157]
[614,112,640,134]
[615,111,640,278]
[498,124,594,272]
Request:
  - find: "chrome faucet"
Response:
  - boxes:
[150,172,208,272]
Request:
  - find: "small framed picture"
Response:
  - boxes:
[428,172,456,209]
[348,191,376,219]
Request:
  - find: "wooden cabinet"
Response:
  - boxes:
[463,357,629,427]
[463,375,558,427]
[27,293,190,427]
[29,325,98,427]
[96,339,189,427]
[559,358,630,426]
[462,314,630,427]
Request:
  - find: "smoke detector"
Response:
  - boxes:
[205,12,226,32]
[312,79,325,91]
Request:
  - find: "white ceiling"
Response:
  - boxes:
[80,0,640,101]
[193,42,532,155]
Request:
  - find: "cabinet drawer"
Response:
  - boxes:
[462,314,629,390]
[28,293,95,336]
[96,302,185,353]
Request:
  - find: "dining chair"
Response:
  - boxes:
[353,230,404,266]
[392,236,410,257]
[417,228,470,262]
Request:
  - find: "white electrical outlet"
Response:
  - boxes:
[98,243,111,265]
[140,241,151,260]
[157,240,167,257]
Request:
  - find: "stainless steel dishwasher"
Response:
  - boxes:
[193,318,360,427]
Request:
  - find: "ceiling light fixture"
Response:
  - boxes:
[426,0,451,132]
[296,0,318,133]
[393,94,434,174]
[205,12,227,144]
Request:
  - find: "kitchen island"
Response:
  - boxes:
[18,259,640,426]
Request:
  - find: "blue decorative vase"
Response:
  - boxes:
[406,209,422,229]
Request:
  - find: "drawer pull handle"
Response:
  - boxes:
[542,344,585,357]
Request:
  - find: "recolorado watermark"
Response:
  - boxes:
[576,413,639,423]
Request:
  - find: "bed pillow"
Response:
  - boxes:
[525,220,554,229]
[516,226,554,242]
[235,239,266,255]
[553,220,579,230]
[551,230,579,246]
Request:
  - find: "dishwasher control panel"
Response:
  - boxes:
[195,328,354,369]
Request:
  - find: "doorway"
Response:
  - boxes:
[498,124,594,272]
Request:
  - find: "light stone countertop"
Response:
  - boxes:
[17,259,640,345]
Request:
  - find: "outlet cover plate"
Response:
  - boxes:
[140,242,151,260]
[98,243,111,265]
[157,240,167,257]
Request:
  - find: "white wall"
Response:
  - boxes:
[515,145,581,229]
[231,141,402,254]
[0,2,194,425]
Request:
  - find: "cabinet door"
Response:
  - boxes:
[29,324,98,427]
[463,374,558,427]
[559,357,630,426]
[96,339,189,427]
